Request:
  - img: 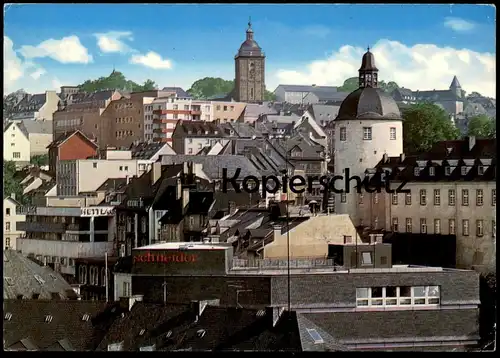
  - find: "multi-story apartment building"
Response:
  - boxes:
[101,92,157,148]
[150,97,215,144]
[3,195,25,250]
[212,101,246,123]
[53,90,122,144]
[171,121,228,154]
[56,148,153,196]
[10,91,61,121]
[360,137,496,272]
[3,121,31,165]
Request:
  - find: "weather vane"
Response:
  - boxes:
[248,16,252,28]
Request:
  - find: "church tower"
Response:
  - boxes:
[234,19,266,103]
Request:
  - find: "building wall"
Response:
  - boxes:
[37,91,60,121]
[373,181,496,271]
[28,133,53,156]
[235,57,265,103]
[334,120,403,226]
[102,95,155,148]
[264,214,360,258]
[143,103,154,141]
[50,133,98,174]
[183,137,229,155]
[57,158,140,196]
[285,91,311,104]
[114,273,133,299]
[213,102,246,123]
[3,123,30,163]
[3,198,25,250]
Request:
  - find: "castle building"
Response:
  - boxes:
[234,20,266,104]
[333,49,403,226]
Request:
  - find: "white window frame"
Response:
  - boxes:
[414,167,420,176]
[449,219,456,235]
[476,189,483,206]
[448,189,456,206]
[356,286,440,308]
[339,127,347,141]
[462,189,469,206]
[405,218,412,233]
[391,193,398,205]
[389,127,396,140]
[492,189,496,206]
[420,189,426,205]
[434,219,441,234]
[340,193,346,203]
[405,192,411,205]
[392,217,398,232]
[462,219,470,236]
[420,218,427,234]
[362,127,372,140]
[433,189,440,205]
[476,219,484,237]
[429,167,435,176]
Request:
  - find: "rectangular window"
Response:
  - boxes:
[391,193,398,205]
[429,167,435,176]
[339,127,347,141]
[5,222,11,231]
[492,189,496,206]
[390,127,396,140]
[405,193,411,205]
[414,167,420,176]
[434,219,441,234]
[362,127,372,140]
[420,189,426,205]
[462,219,469,236]
[449,219,456,235]
[433,189,440,205]
[476,189,483,206]
[340,193,346,203]
[123,282,131,297]
[361,252,373,265]
[373,193,379,204]
[6,208,11,216]
[405,218,412,233]
[13,152,21,158]
[355,286,440,307]
[392,217,398,232]
[420,218,427,234]
[462,189,469,206]
[448,189,455,206]
[445,166,452,176]
[476,220,484,237]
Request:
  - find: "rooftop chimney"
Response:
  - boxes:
[468,136,476,151]
[272,225,282,240]
[383,153,389,163]
[399,153,405,163]
[126,175,130,185]
[176,177,182,200]
[151,162,161,185]
[182,187,190,213]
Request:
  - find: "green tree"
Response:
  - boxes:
[3,161,25,203]
[337,77,358,93]
[467,115,495,138]
[78,71,157,93]
[402,103,460,153]
[187,77,234,99]
[264,88,276,101]
[30,154,49,167]
[337,77,399,93]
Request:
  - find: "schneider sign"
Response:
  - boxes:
[81,206,115,217]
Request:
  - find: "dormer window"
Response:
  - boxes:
[429,167,435,176]
[461,166,468,176]
[414,167,420,176]
[478,166,484,175]
[445,167,451,176]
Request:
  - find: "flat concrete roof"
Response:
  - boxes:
[134,242,231,251]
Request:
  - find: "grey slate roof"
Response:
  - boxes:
[162,87,191,98]
[160,155,263,179]
[309,89,348,102]
[275,85,338,93]
[296,314,349,351]
[129,142,165,159]
[308,104,339,123]
[13,93,47,113]
[18,119,53,135]
[450,75,461,88]
[3,250,75,300]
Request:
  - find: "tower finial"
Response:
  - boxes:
[248,16,252,29]
[367,45,370,52]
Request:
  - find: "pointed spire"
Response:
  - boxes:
[450,75,461,89]
[367,45,370,52]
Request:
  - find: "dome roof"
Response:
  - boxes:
[236,21,264,57]
[336,87,402,121]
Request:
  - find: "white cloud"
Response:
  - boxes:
[129,51,172,69]
[4,36,26,91]
[444,17,476,32]
[52,78,63,92]
[94,31,134,53]
[30,67,47,80]
[19,35,93,64]
[273,39,496,98]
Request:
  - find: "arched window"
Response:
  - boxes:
[79,266,87,284]
[250,88,254,99]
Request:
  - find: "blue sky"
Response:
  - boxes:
[4,4,496,97]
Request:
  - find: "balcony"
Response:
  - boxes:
[17,221,68,233]
[190,110,202,116]
[153,109,191,116]
[153,137,170,143]
[153,128,169,134]
[17,238,114,258]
